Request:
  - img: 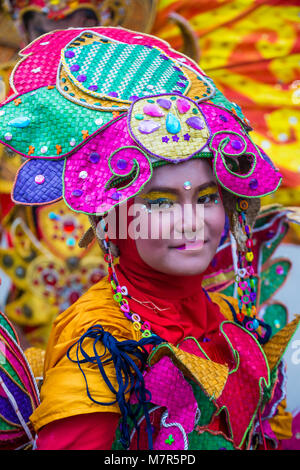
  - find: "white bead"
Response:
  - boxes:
[79,170,88,179]
[35,174,45,184]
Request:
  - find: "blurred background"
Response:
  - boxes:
[0,0,299,449]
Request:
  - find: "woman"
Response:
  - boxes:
[0,26,296,450]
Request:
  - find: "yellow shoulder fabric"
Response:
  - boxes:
[269,399,293,441]
[30,275,141,432]
[208,291,238,321]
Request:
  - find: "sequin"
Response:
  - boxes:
[35,174,45,184]
[110,191,122,200]
[8,116,31,128]
[231,140,243,150]
[72,189,83,197]
[138,120,160,134]
[156,98,172,110]
[143,103,165,117]
[249,178,258,190]
[66,237,76,246]
[65,50,75,58]
[89,152,100,163]
[117,159,128,170]
[186,116,204,130]
[276,265,284,275]
[166,112,181,134]
[176,98,191,114]
[183,181,192,190]
[79,170,88,179]
[77,74,87,82]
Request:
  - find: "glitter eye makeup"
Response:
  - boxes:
[139,191,178,211]
[197,185,219,204]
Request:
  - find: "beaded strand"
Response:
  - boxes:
[99,218,153,338]
[235,198,259,334]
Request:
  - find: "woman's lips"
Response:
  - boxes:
[170,240,206,251]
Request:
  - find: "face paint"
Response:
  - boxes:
[139,191,178,212]
[134,160,226,277]
[197,184,219,205]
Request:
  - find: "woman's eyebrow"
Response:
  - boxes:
[143,181,217,195]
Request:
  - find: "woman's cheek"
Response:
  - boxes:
[204,203,226,243]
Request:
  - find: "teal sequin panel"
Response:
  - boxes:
[63,39,190,101]
[0,87,115,157]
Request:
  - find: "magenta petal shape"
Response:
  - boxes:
[197,102,282,198]
[63,116,152,215]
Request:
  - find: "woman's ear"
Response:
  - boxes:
[86,215,120,258]
[221,188,260,251]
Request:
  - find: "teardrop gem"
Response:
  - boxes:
[166,113,181,134]
[176,98,191,114]
[143,103,165,117]
[138,120,161,134]
[8,116,31,128]
[186,116,204,130]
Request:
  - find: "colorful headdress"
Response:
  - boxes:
[0,27,282,341]
[4,0,158,43]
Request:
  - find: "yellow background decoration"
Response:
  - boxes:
[153,0,300,213]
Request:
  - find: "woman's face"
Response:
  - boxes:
[132,159,226,276]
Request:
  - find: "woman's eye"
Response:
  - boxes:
[146,198,174,210]
[197,193,219,205]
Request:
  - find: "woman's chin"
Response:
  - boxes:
[156,256,212,277]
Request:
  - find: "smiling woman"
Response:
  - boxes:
[0,26,297,451]
[133,159,225,276]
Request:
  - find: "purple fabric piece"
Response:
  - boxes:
[13,158,64,205]
[0,369,33,425]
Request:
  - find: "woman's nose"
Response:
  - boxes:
[174,203,205,240]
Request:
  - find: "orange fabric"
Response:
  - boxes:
[269,399,293,441]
